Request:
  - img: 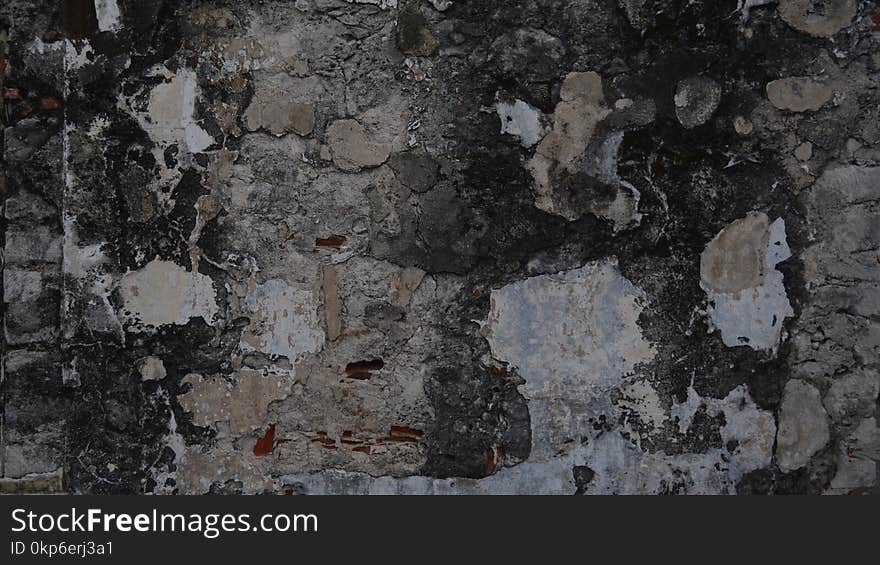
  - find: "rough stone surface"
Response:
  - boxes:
[777,380,830,472]
[777,0,857,37]
[1,0,876,495]
[326,119,392,172]
[767,77,833,113]
[674,76,722,129]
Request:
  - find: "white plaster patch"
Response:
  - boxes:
[138,356,167,381]
[702,214,793,353]
[117,259,219,330]
[133,67,215,154]
[94,0,123,32]
[715,385,776,476]
[484,259,655,398]
[240,279,325,363]
[670,382,776,476]
[495,94,550,148]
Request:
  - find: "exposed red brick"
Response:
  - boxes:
[486,448,495,475]
[253,424,276,456]
[344,359,384,379]
[352,445,371,454]
[315,235,346,249]
[3,88,21,100]
[491,366,510,377]
[377,436,419,443]
[389,425,423,439]
[311,435,336,446]
[40,97,60,110]
[340,431,363,445]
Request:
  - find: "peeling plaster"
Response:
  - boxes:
[120,67,214,205]
[701,213,793,353]
[4,0,872,496]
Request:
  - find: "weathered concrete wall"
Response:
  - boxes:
[1,0,878,494]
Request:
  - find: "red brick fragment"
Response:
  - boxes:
[377,436,419,443]
[315,236,346,249]
[344,359,384,379]
[389,425,422,439]
[253,424,276,456]
[310,432,336,446]
[340,431,363,445]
